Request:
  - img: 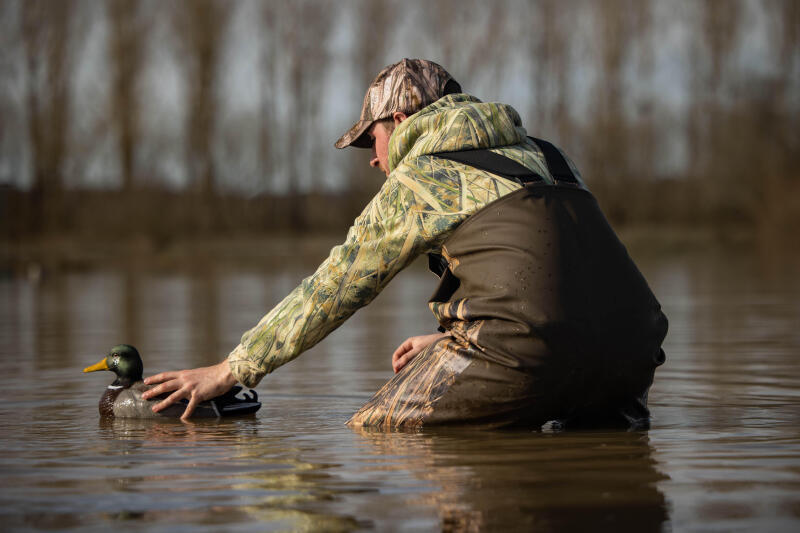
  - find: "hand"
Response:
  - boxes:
[142,359,238,421]
[392,332,446,373]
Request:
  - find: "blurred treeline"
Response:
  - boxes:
[1,0,798,246]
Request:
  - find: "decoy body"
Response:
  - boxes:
[83,344,261,418]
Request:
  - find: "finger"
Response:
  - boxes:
[391,344,406,360]
[392,347,407,364]
[181,394,200,421]
[142,379,180,400]
[394,355,409,373]
[394,351,418,373]
[152,387,188,413]
[392,339,413,360]
[143,371,178,385]
[392,347,413,369]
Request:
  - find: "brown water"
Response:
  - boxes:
[1,244,799,532]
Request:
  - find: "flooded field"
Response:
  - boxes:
[1,242,799,532]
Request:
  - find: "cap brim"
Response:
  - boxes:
[335,119,374,149]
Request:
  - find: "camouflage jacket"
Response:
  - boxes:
[227,94,584,387]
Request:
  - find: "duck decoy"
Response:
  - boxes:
[83,344,261,418]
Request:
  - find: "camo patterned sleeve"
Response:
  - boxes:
[226,156,522,388]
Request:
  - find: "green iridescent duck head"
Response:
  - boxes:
[83,344,144,388]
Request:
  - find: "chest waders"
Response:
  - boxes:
[348,139,667,430]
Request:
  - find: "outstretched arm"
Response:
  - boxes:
[139,173,443,418]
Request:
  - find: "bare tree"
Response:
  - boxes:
[22,0,75,232]
[258,1,280,194]
[756,0,800,235]
[172,0,231,198]
[704,0,741,95]
[626,0,655,184]
[269,0,333,229]
[587,0,636,198]
[420,0,508,87]
[703,0,741,179]
[108,0,147,192]
[685,0,741,186]
[355,0,397,89]
[528,0,573,141]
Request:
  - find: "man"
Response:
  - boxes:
[144,59,667,428]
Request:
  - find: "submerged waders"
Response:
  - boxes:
[349,138,668,429]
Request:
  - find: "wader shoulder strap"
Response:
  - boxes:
[432,149,546,185]
[528,136,580,185]
[433,138,579,186]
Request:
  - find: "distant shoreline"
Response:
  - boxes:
[0,224,768,278]
[3,183,794,277]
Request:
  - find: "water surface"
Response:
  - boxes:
[1,244,799,531]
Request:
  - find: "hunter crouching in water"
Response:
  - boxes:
[142,59,668,430]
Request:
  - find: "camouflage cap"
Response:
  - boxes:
[335,58,458,149]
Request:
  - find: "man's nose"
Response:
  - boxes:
[369,144,379,167]
[369,141,381,168]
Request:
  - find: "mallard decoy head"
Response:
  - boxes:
[83,344,143,388]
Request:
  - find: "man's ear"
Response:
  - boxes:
[392,111,408,126]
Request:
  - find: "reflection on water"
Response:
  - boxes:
[0,246,799,531]
[352,427,667,531]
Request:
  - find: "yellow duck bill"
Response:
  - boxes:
[83,358,109,373]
